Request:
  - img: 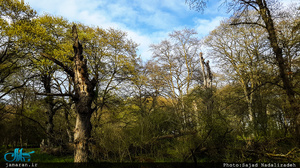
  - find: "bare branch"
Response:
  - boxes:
[185,0,208,13]
[0,84,25,99]
[35,92,73,97]
[230,21,266,28]
[240,0,259,11]
[41,53,74,78]
[0,74,39,99]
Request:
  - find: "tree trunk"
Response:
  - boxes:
[256,0,300,144]
[46,108,55,147]
[40,24,97,162]
[42,74,56,147]
[199,52,213,126]
[64,108,73,143]
[74,111,92,162]
[72,25,96,162]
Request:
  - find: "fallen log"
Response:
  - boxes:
[265,147,299,159]
[245,147,299,160]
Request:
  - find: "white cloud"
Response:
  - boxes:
[125,29,171,61]
[194,16,225,38]
[24,0,231,61]
[126,31,152,60]
[24,0,184,61]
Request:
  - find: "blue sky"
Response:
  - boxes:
[24,0,297,61]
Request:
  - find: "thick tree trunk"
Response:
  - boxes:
[74,111,92,162]
[71,25,96,162]
[73,93,93,162]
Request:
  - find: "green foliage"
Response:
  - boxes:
[0,0,299,164]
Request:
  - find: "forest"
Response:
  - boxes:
[0,0,299,166]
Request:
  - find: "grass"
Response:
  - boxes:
[32,148,74,162]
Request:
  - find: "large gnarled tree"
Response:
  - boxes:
[42,25,97,162]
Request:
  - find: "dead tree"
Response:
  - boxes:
[71,25,97,162]
[199,52,213,126]
[41,25,97,162]
[199,52,212,89]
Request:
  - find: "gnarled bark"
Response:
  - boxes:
[72,25,96,162]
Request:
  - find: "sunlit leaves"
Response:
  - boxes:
[0,0,36,22]
[0,0,38,100]
[76,24,139,90]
